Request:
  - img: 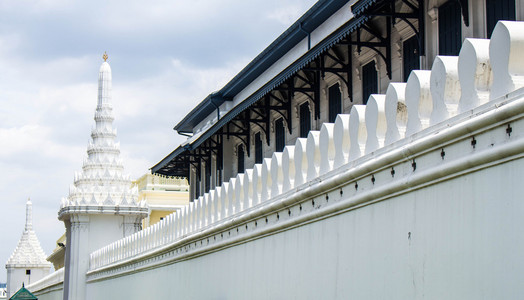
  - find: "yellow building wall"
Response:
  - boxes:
[149,210,174,225]
[133,174,190,228]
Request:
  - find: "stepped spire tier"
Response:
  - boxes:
[6,199,51,268]
[58,59,148,217]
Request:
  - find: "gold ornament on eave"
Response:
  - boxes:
[103,52,108,62]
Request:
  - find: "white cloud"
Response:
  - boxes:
[0,0,317,282]
[266,1,316,26]
[0,125,85,163]
[267,5,305,25]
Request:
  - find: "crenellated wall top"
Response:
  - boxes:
[88,21,524,273]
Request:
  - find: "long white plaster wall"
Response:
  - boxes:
[7,267,50,298]
[32,286,63,300]
[28,268,64,300]
[85,158,524,299]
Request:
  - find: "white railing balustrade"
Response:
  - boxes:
[90,21,524,271]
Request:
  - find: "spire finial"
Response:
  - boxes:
[25,198,33,231]
[103,52,108,62]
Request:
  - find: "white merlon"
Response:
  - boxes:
[405,70,432,136]
[293,138,308,187]
[219,186,228,218]
[212,187,221,222]
[490,21,524,100]
[333,114,350,166]
[319,123,335,175]
[260,158,272,202]
[306,131,321,181]
[458,38,492,113]
[430,56,461,125]
[270,152,283,198]
[365,94,387,154]
[282,145,296,192]
[234,173,245,212]
[225,181,235,217]
[384,82,407,145]
[349,105,366,160]
[246,166,258,206]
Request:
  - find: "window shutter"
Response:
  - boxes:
[329,83,342,123]
[237,144,245,174]
[275,119,285,152]
[255,132,263,164]
[299,103,311,138]
[438,1,462,56]
[486,0,516,38]
[362,61,378,105]
[403,35,420,82]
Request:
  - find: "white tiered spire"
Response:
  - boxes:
[58,54,147,300]
[25,197,32,231]
[61,54,141,209]
[6,199,50,267]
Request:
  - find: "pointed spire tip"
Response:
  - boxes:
[25,197,33,231]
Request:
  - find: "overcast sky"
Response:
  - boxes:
[0,0,317,282]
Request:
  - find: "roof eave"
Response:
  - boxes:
[173,0,348,133]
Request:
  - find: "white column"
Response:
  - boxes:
[63,215,90,300]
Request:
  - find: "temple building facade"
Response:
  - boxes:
[152,0,523,201]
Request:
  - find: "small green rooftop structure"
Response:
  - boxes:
[9,284,37,300]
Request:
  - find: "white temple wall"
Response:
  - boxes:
[7,267,50,298]
[87,215,132,252]
[85,159,524,299]
[33,289,63,300]
[28,268,64,300]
